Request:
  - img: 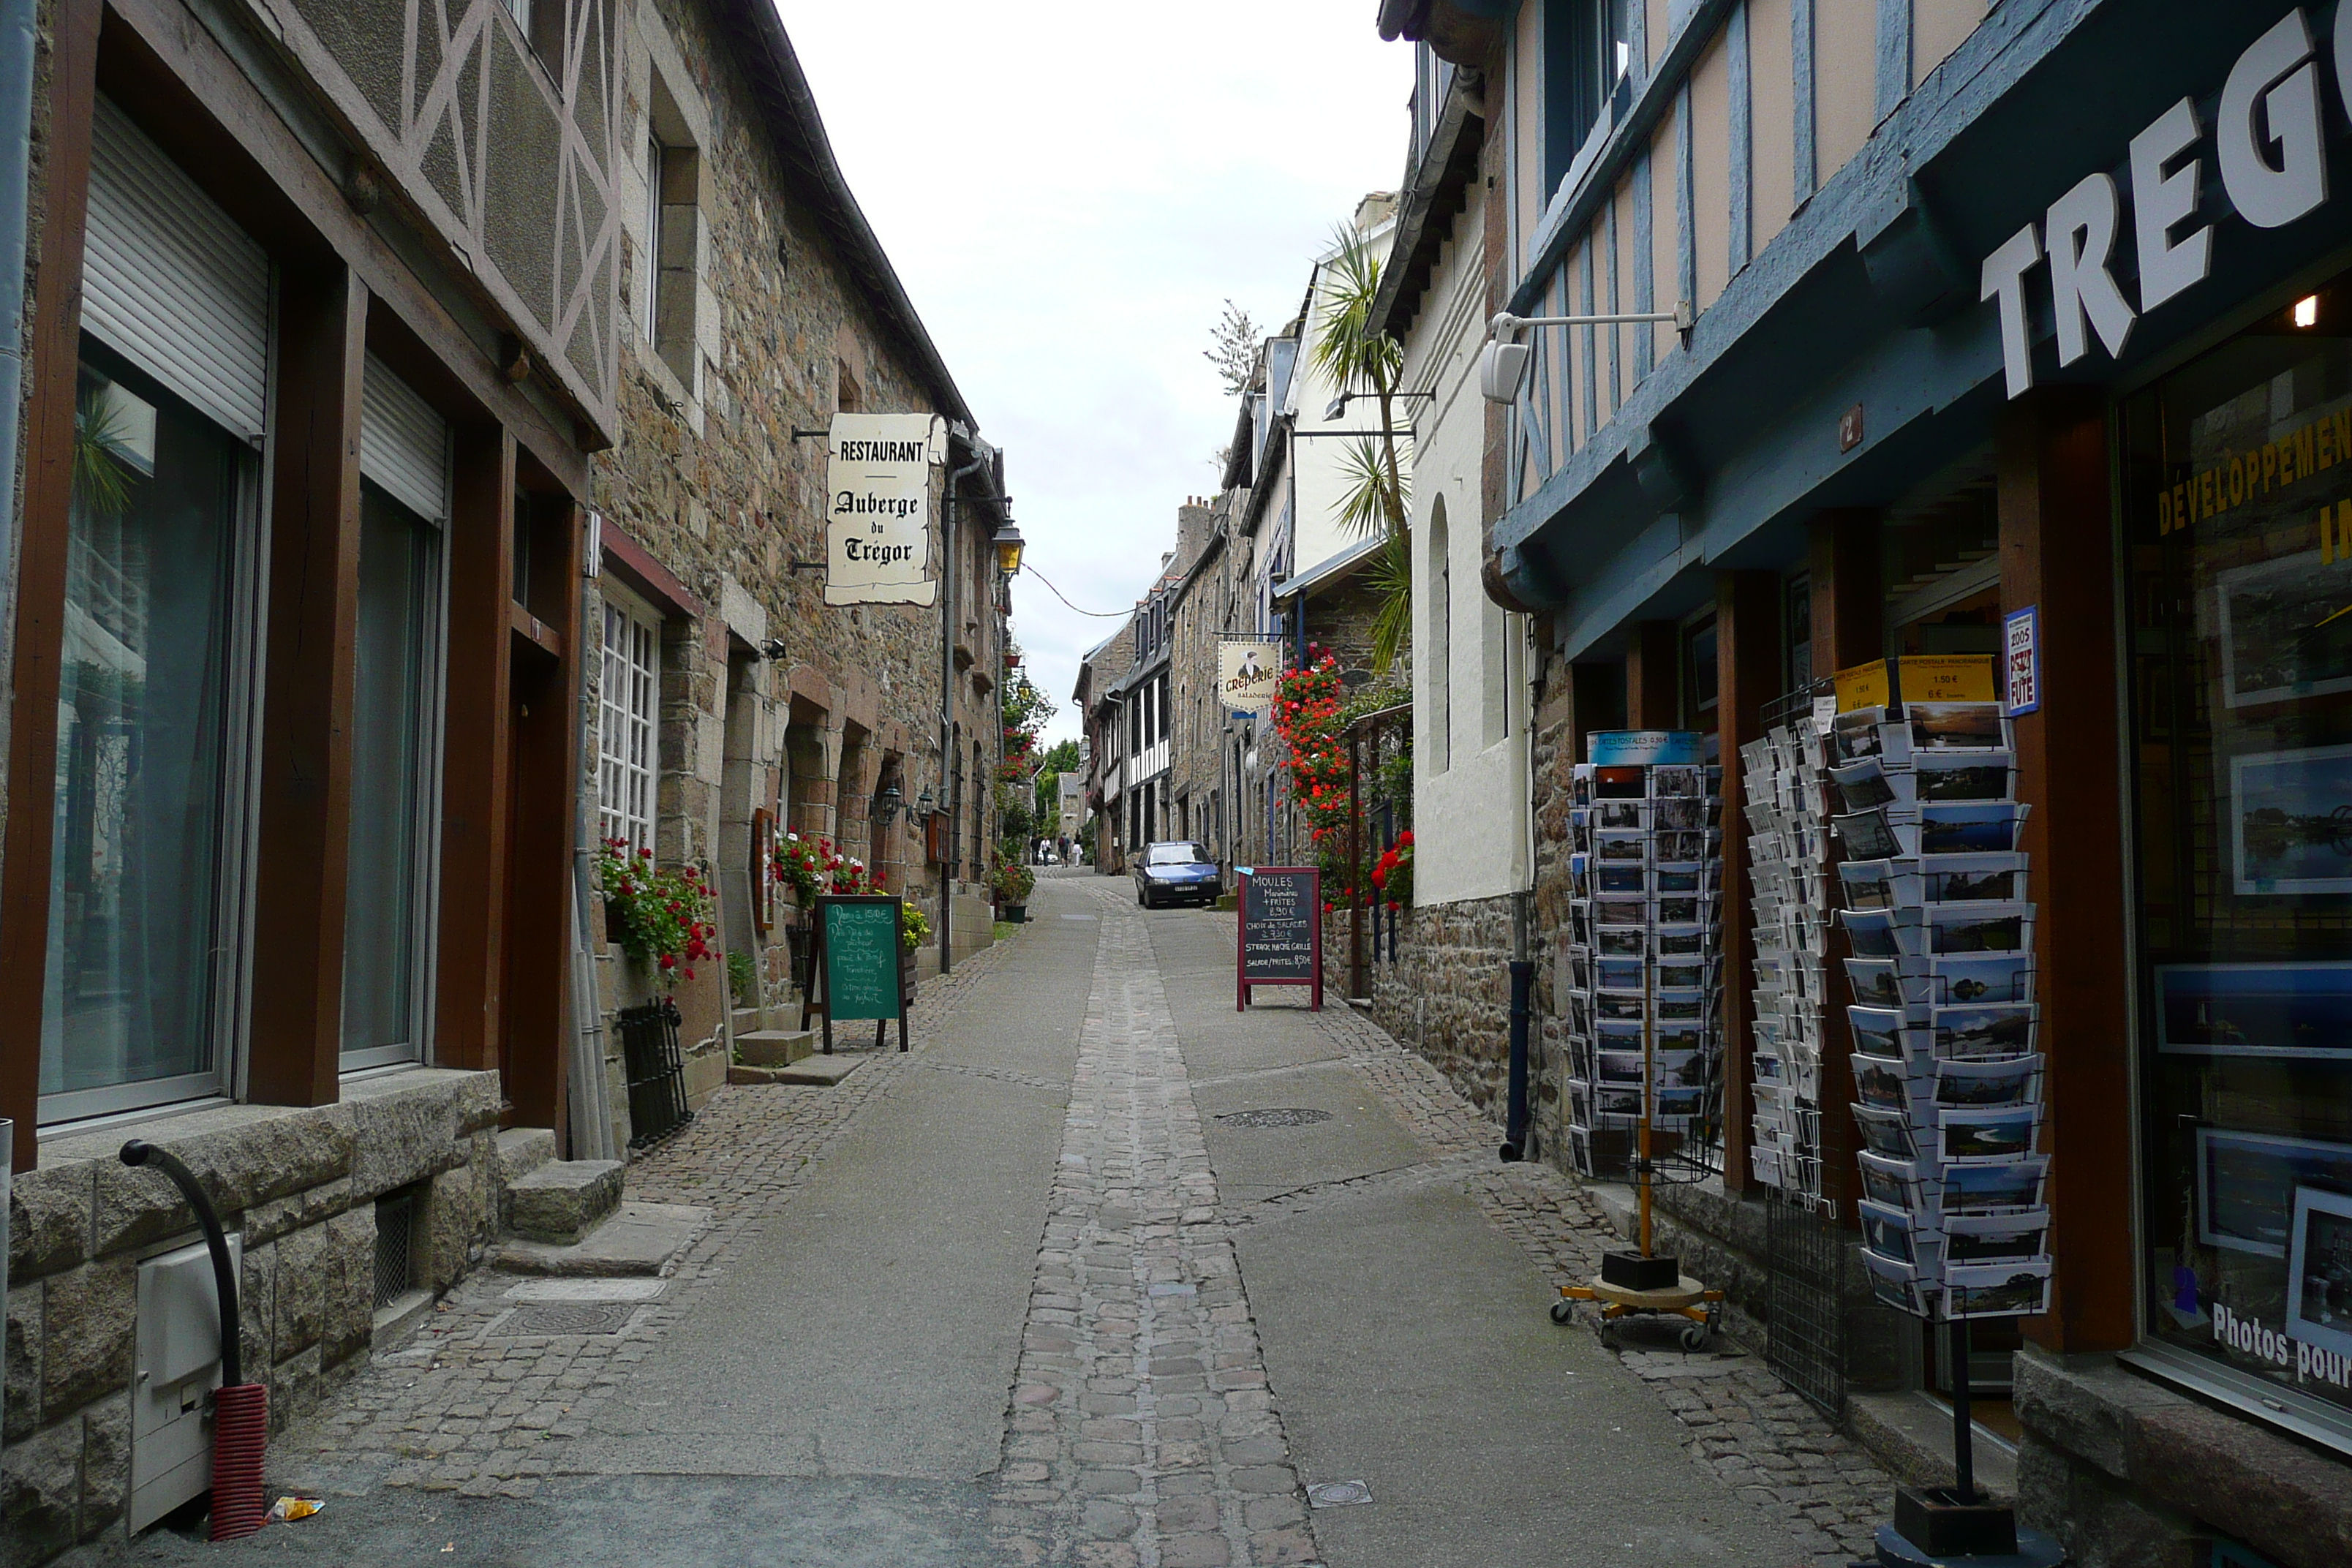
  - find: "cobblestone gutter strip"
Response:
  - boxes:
[276,938,1028,1501]
[1228,928,1891,1567]
[992,883,1322,1568]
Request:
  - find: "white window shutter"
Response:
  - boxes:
[83,96,268,442]
[361,354,451,524]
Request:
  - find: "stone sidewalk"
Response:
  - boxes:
[241,870,1891,1564]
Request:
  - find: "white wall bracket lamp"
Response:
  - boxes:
[1479,304,1694,404]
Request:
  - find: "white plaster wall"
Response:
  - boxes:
[1406,182,1530,907]
[1286,216,1409,581]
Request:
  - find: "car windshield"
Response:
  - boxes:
[1147,843,1208,865]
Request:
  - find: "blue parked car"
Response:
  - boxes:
[1134,841,1221,908]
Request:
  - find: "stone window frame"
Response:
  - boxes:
[627,4,715,426]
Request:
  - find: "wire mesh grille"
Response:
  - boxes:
[373,1190,415,1311]
[1765,1186,1846,1418]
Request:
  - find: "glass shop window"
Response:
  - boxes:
[2121,284,2352,1446]
[42,347,254,1117]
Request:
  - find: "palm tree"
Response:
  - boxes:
[1308,225,1411,677]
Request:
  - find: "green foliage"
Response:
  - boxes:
[991,858,1036,905]
[594,840,716,984]
[727,949,755,1007]
[74,388,137,519]
[901,902,931,951]
[1311,226,1411,677]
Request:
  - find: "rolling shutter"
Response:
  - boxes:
[82,96,268,442]
[361,355,451,524]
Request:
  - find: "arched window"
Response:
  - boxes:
[1428,495,1451,772]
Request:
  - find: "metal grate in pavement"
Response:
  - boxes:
[1308,1481,1372,1507]
[1214,1108,1333,1128]
[493,1302,636,1337]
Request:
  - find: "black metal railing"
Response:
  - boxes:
[617,997,693,1150]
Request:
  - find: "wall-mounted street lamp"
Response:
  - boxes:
[1479,304,1694,404]
[1324,388,1436,421]
[993,519,1025,576]
[917,787,935,818]
[875,780,904,826]
[760,637,788,661]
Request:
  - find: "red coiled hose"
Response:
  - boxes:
[208,1382,269,1540]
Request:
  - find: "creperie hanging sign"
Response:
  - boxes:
[1981,7,2342,402]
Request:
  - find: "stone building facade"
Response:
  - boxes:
[581,0,1009,1130]
[0,2,1003,1559]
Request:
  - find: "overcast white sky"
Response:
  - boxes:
[782,3,1415,745]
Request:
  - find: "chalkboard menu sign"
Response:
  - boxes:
[799,895,909,1052]
[1235,867,1322,1011]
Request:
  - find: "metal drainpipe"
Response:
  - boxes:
[941,438,990,976]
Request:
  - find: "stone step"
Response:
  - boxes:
[504,1158,625,1245]
[773,1053,866,1086]
[494,1126,558,1186]
[495,1202,712,1277]
[730,1006,764,1035]
[735,1028,816,1067]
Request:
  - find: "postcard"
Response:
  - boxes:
[1654,988,1708,1022]
[1654,796,1711,831]
[1594,765,1648,799]
[1922,853,2027,905]
[2215,549,2352,709]
[1597,863,1648,894]
[1654,1048,1708,1088]
[1852,1054,1918,1111]
[1920,802,2027,855]
[2195,1127,2352,1256]
[2230,745,2352,894]
[1858,1199,1932,1267]
[1839,860,1904,911]
[1945,1260,2052,1318]
[1656,925,1708,957]
[1931,1003,2037,1059]
[2156,962,2352,1060]
[1854,1103,1918,1161]
[1847,1006,1915,1061]
[1597,1049,1647,1083]
[1933,953,2035,1006]
[1655,832,1711,864]
[1834,807,1906,861]
[1654,894,1704,925]
[1596,799,1647,830]
[1595,957,1646,992]
[1843,908,1926,960]
[1940,1156,2048,1213]
[1861,1249,1934,1316]
[1569,1126,1595,1176]
[2285,1186,2352,1360]
[1597,927,1647,957]
[1929,902,2032,957]
[1942,1210,2050,1265]
[1653,766,1704,798]
[1597,992,1647,1022]
[1651,1084,1707,1118]
[1567,1081,1593,1126]
[1596,832,1648,863]
[1859,1151,1931,1213]
[1657,960,1712,990]
[1909,701,2008,750]
[1597,898,1648,927]
[1593,1085,1646,1117]
[1654,1022,1710,1054]
[1830,755,1907,814]
[1933,1054,2042,1107]
[1940,1104,2040,1162]
[1915,751,2015,804]
[1846,959,1926,1009]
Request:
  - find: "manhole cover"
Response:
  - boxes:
[1215,1108,1333,1128]
[496,1302,635,1337]
[1308,1480,1372,1507]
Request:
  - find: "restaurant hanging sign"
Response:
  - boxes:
[1218,636,1280,716]
[825,412,943,607]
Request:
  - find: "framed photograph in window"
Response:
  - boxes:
[2229,745,2352,894]
[2156,962,2352,1060]
[2196,1128,2352,1258]
[2215,551,2352,709]
[2286,1185,2352,1360]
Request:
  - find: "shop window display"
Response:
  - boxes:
[2122,288,2352,1440]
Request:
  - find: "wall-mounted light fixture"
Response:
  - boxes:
[994,520,1025,576]
[1479,304,1694,404]
[875,780,904,826]
[917,787,935,818]
[760,637,788,661]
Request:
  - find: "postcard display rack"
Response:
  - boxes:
[1741,711,1833,1205]
[1562,758,1727,1180]
[1828,699,2061,1568]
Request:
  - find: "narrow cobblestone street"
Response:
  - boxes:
[70,870,1891,1567]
